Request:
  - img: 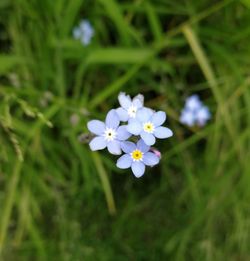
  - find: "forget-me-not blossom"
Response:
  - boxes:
[86,92,174,178]
[116,139,159,178]
[127,108,173,146]
[116,92,144,122]
[180,95,211,127]
[87,109,131,155]
[73,19,94,46]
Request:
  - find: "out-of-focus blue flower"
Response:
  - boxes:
[180,95,211,127]
[116,92,144,122]
[126,108,173,146]
[116,139,159,178]
[73,19,94,46]
[87,109,131,155]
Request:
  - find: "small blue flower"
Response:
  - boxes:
[116,92,144,122]
[87,109,131,155]
[73,19,94,46]
[126,108,173,146]
[116,139,160,178]
[180,95,211,127]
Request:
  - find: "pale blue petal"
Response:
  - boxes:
[136,108,154,122]
[196,106,211,126]
[80,20,92,32]
[151,111,166,127]
[131,161,145,178]
[141,131,156,146]
[118,92,132,109]
[132,96,143,108]
[127,120,142,135]
[89,136,106,151]
[137,139,150,153]
[185,95,202,111]
[116,126,131,140]
[133,94,144,107]
[154,127,173,139]
[143,152,160,166]
[105,109,120,129]
[180,109,195,126]
[116,154,132,169]
[107,140,121,155]
[121,141,136,153]
[87,120,105,135]
[116,107,129,122]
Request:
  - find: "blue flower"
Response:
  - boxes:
[87,109,131,155]
[73,19,94,46]
[116,92,144,122]
[116,139,160,178]
[180,95,211,127]
[126,108,173,146]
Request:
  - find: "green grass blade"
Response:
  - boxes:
[91,152,116,216]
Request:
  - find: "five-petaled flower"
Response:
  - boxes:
[116,140,159,178]
[87,109,131,155]
[73,19,94,46]
[116,92,144,122]
[127,108,173,146]
[180,95,211,127]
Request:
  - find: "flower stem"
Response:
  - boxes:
[91,152,117,215]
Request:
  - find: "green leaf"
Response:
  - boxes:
[97,0,132,45]
[0,55,21,75]
[241,0,250,8]
[85,48,153,64]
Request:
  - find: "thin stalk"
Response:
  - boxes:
[91,152,116,216]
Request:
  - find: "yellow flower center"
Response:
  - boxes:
[131,149,143,161]
[143,122,155,133]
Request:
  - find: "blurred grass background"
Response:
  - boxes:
[0,0,250,260]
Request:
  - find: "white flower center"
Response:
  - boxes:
[127,105,137,118]
[104,128,117,142]
[130,149,144,162]
[143,121,155,133]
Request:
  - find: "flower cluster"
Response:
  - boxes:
[180,95,211,127]
[73,20,94,46]
[87,93,173,178]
